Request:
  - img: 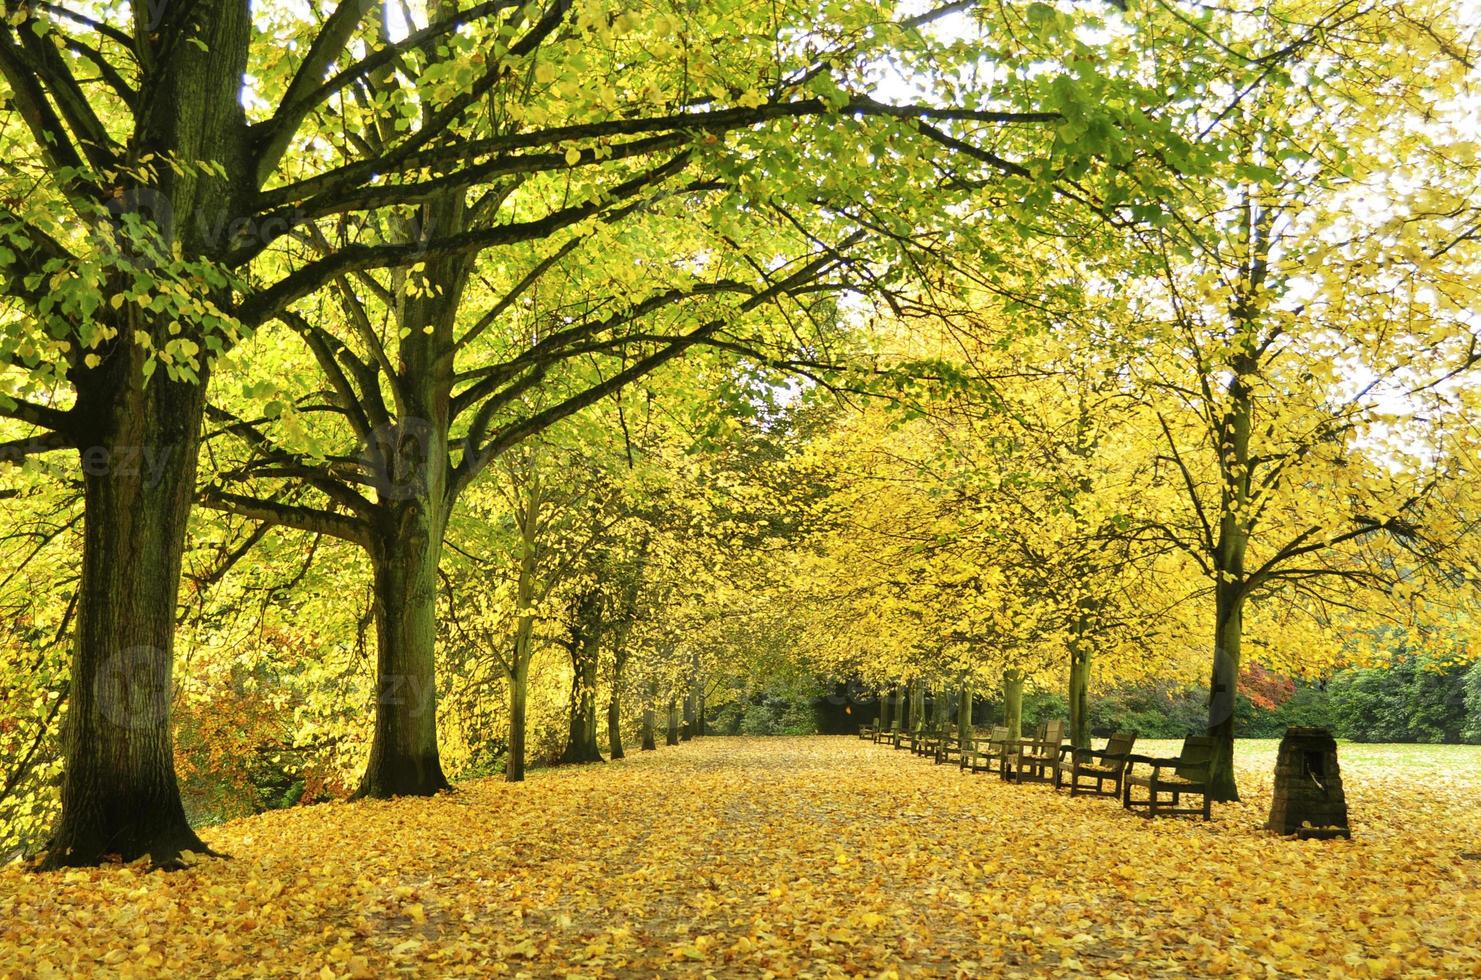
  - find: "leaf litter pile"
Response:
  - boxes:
[3,737,1479,977]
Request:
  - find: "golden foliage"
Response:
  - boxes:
[3,737,1478,977]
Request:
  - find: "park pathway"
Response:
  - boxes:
[3,736,1479,976]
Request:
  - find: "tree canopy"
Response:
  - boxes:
[1,0,1479,871]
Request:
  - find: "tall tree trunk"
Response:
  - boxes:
[505,461,541,782]
[607,688,625,760]
[604,537,646,760]
[957,684,972,747]
[358,508,450,798]
[696,684,706,737]
[1201,201,1268,803]
[641,681,658,751]
[1067,636,1091,749]
[356,134,467,797]
[38,0,253,869]
[507,652,530,781]
[933,687,950,729]
[560,591,604,764]
[682,687,696,741]
[1208,584,1244,801]
[44,376,211,868]
[1002,671,1024,742]
[911,683,926,734]
[666,699,680,745]
[1206,340,1256,802]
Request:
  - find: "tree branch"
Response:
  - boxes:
[199,488,371,547]
[239,151,692,324]
[253,0,378,184]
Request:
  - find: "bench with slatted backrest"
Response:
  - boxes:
[1004,719,1067,784]
[911,724,943,756]
[960,724,1014,775]
[858,717,879,740]
[873,721,900,746]
[1053,731,1137,799]
[1122,735,1214,820]
[933,728,974,766]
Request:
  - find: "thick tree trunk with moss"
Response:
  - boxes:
[358,507,450,798]
[1002,671,1024,742]
[39,0,253,868]
[356,179,470,797]
[933,688,950,730]
[911,683,926,734]
[666,699,680,746]
[44,374,212,868]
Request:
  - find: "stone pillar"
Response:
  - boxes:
[1267,727,1350,840]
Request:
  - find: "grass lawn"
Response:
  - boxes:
[2,736,1478,977]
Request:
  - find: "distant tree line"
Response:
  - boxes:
[725,659,1481,744]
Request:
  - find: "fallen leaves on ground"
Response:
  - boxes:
[3,737,1480,977]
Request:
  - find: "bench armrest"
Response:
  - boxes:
[1071,748,1128,763]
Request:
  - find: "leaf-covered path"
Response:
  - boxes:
[4,736,1480,977]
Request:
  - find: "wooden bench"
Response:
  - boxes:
[872,721,900,746]
[1122,735,1214,820]
[1053,731,1137,798]
[910,725,942,756]
[933,729,972,765]
[858,718,879,740]
[960,725,1013,775]
[1003,719,1066,783]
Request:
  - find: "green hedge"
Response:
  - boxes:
[1042,658,1481,743]
[717,658,1481,743]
